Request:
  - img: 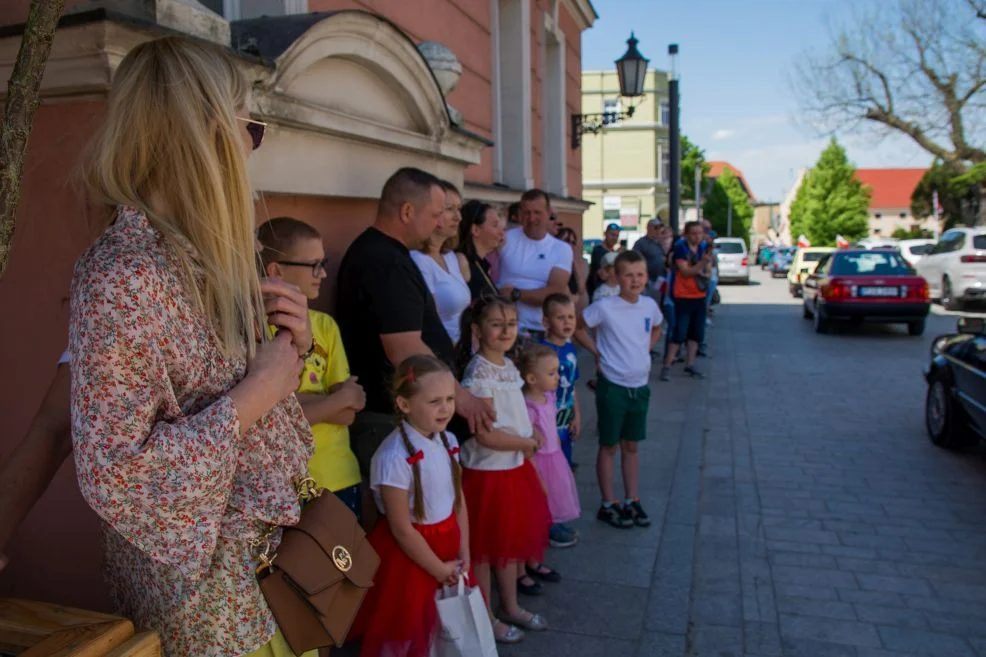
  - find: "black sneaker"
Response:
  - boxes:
[625,500,651,527]
[597,504,633,529]
[684,365,704,379]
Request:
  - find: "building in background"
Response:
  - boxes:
[580,67,670,247]
[854,168,931,237]
[0,0,596,611]
[707,161,756,202]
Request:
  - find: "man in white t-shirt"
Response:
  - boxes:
[582,250,663,531]
[497,189,572,340]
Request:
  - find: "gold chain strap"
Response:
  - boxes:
[250,476,324,574]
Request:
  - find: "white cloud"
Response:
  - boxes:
[712,129,736,141]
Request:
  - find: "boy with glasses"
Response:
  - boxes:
[257,217,368,518]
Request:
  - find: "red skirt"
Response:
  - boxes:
[463,460,551,567]
[350,513,461,657]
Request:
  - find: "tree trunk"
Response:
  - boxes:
[0,0,67,279]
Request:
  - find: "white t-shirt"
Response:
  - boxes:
[410,251,471,344]
[458,354,530,471]
[591,283,621,303]
[583,294,664,388]
[370,421,461,525]
[497,228,573,330]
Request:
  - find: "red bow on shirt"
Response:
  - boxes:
[447,446,460,457]
[406,450,425,465]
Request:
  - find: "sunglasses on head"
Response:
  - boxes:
[237,116,267,151]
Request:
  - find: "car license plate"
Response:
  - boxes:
[859,286,898,297]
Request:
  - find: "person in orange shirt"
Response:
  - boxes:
[660,221,713,381]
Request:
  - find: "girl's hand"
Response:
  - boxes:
[458,554,470,578]
[520,440,536,460]
[261,279,314,357]
[532,428,546,450]
[435,560,460,586]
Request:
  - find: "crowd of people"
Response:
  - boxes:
[0,35,720,657]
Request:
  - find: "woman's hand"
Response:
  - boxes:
[261,279,313,357]
[230,332,304,431]
[456,388,496,434]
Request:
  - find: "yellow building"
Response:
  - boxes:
[580,68,670,244]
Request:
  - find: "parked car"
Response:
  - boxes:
[898,238,935,268]
[714,237,749,284]
[759,243,778,268]
[924,316,986,449]
[787,247,835,297]
[915,227,986,311]
[802,249,930,335]
[769,247,795,278]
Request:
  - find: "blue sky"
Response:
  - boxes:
[582,0,932,203]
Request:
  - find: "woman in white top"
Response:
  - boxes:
[410,180,471,345]
[453,295,552,644]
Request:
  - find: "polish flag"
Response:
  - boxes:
[797,234,811,248]
[836,235,850,248]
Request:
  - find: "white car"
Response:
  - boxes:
[897,239,935,268]
[714,237,749,284]
[856,237,900,249]
[916,227,986,310]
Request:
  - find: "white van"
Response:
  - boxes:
[714,237,749,284]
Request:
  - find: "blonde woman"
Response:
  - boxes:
[69,37,317,657]
[410,180,471,344]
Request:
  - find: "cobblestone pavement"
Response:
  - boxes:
[501,267,986,657]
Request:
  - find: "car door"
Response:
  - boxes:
[950,336,986,437]
[918,234,951,296]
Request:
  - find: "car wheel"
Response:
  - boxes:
[942,276,964,311]
[813,306,829,333]
[908,319,926,337]
[925,374,976,449]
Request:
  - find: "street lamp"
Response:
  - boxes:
[571,33,650,149]
[668,44,681,234]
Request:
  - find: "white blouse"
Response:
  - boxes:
[410,251,471,344]
[458,355,531,471]
[371,421,461,525]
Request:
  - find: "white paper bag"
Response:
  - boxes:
[431,576,498,657]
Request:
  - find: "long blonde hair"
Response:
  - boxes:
[84,36,263,359]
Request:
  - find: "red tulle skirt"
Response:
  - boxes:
[350,513,461,657]
[463,460,551,566]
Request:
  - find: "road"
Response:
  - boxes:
[501,266,986,657]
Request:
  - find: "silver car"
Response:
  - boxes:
[916,227,986,310]
[714,237,749,284]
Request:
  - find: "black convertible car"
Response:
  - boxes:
[925,316,986,449]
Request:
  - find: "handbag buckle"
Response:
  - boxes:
[331,545,353,572]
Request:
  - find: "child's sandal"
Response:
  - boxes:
[526,563,561,583]
[517,575,542,596]
[493,620,525,644]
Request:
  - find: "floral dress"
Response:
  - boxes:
[69,207,314,657]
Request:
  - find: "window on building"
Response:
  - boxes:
[660,102,670,126]
[661,149,670,183]
[874,213,882,219]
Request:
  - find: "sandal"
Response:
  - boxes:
[492,619,525,644]
[517,575,542,596]
[498,609,548,632]
[526,563,561,583]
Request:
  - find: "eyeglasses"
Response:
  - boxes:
[276,257,329,276]
[237,116,267,151]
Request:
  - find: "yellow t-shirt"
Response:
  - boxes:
[295,310,361,492]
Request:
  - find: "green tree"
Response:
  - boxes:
[911,161,981,230]
[800,139,871,246]
[891,226,934,239]
[702,167,754,244]
[788,170,813,242]
[681,135,711,203]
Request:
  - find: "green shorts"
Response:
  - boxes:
[595,375,651,447]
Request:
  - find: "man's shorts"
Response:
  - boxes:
[672,297,707,345]
[596,375,651,447]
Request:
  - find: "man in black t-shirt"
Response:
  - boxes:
[336,167,495,480]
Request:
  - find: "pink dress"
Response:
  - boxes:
[526,391,581,524]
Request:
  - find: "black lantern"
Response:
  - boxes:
[615,33,649,99]
[571,33,650,149]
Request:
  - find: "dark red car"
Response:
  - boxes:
[802,249,930,336]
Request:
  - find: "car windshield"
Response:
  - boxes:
[831,252,912,275]
[802,251,826,262]
[717,242,744,254]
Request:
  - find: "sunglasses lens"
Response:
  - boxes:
[247,122,265,150]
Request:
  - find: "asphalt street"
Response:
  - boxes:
[501,266,986,657]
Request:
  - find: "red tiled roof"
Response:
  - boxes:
[707,161,756,202]
[853,168,927,210]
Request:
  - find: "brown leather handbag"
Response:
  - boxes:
[255,478,379,655]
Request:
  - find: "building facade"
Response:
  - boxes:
[854,168,933,237]
[580,67,670,246]
[0,0,596,610]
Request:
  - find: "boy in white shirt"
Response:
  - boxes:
[582,250,663,529]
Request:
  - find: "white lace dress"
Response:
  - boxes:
[458,354,533,471]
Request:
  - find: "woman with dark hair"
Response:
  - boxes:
[458,200,505,300]
[555,226,588,312]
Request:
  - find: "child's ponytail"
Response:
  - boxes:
[398,421,427,522]
[439,431,463,511]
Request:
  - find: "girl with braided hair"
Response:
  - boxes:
[350,355,470,657]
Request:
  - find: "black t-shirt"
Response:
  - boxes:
[336,227,454,414]
[465,252,498,300]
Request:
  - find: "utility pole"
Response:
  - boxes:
[668,44,680,235]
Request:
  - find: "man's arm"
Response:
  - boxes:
[380,332,494,432]
[0,365,73,569]
[512,267,570,307]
